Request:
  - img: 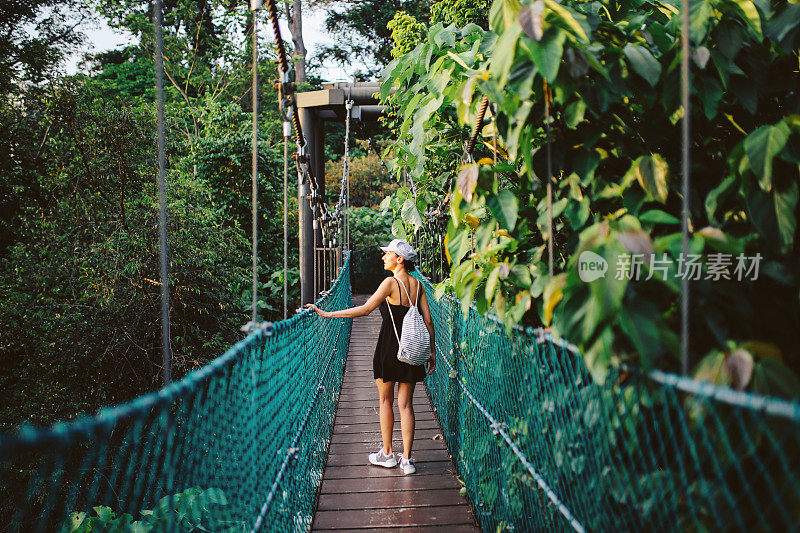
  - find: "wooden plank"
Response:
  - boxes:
[325,448,451,466]
[323,461,454,479]
[328,438,447,455]
[313,505,475,529]
[317,488,465,511]
[332,414,436,425]
[320,476,461,495]
[330,527,478,533]
[330,429,441,444]
[333,420,439,434]
[338,399,432,408]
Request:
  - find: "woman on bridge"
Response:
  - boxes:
[306,239,436,474]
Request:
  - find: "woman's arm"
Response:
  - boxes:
[418,287,437,375]
[306,277,394,318]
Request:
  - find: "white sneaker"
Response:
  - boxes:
[399,455,416,474]
[368,448,397,468]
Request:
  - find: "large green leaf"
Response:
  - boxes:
[401,198,423,228]
[583,327,614,383]
[543,0,589,42]
[628,154,670,203]
[705,175,738,223]
[618,296,662,367]
[530,28,567,83]
[774,179,798,251]
[690,0,713,42]
[639,210,680,224]
[731,0,763,38]
[744,122,790,191]
[391,218,408,240]
[446,223,471,264]
[623,44,661,86]
[487,189,519,231]
[752,357,800,397]
[564,99,586,128]
[492,21,523,85]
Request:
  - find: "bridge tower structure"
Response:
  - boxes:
[296,82,386,305]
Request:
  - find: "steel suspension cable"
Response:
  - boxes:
[283,119,290,319]
[544,82,554,277]
[680,0,691,376]
[153,0,172,386]
[465,95,489,159]
[250,0,261,324]
[343,99,352,251]
[263,0,303,148]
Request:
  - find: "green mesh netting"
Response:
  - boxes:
[0,258,352,533]
[415,273,800,532]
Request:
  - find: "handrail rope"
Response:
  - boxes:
[435,331,586,533]
[251,325,345,532]
[250,1,260,324]
[438,287,800,420]
[153,0,172,386]
[0,256,351,454]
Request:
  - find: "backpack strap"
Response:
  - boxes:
[385,278,402,346]
[394,276,417,308]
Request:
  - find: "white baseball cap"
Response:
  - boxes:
[380,239,418,262]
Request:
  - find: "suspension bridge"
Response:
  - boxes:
[2,0,799,530]
[2,257,800,531]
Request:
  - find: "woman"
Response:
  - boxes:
[306,239,436,474]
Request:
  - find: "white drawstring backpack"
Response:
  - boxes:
[386,277,430,366]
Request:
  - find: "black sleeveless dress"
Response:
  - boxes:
[373,299,427,384]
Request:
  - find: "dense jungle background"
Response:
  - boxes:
[0,0,405,430]
[3,0,799,434]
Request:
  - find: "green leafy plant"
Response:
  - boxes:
[380,0,800,393]
[63,487,247,533]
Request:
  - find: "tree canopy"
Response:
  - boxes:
[0,0,84,93]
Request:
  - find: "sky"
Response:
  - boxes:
[66,7,354,83]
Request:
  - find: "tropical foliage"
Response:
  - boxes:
[380,0,800,394]
[64,487,246,532]
[0,2,305,429]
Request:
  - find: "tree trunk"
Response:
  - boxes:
[285,0,306,83]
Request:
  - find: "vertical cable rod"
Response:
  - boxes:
[283,117,290,320]
[250,2,261,324]
[544,82,554,277]
[343,99,353,252]
[153,0,171,386]
[680,0,691,375]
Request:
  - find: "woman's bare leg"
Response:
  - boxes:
[375,378,395,454]
[397,382,416,459]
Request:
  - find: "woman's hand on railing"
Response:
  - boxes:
[305,303,330,318]
[426,348,437,375]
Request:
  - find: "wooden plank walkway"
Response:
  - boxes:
[312,295,479,531]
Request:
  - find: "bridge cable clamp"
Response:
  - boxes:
[490,422,506,436]
[240,321,274,337]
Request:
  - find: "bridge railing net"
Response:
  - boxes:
[415,273,800,532]
[0,258,352,533]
